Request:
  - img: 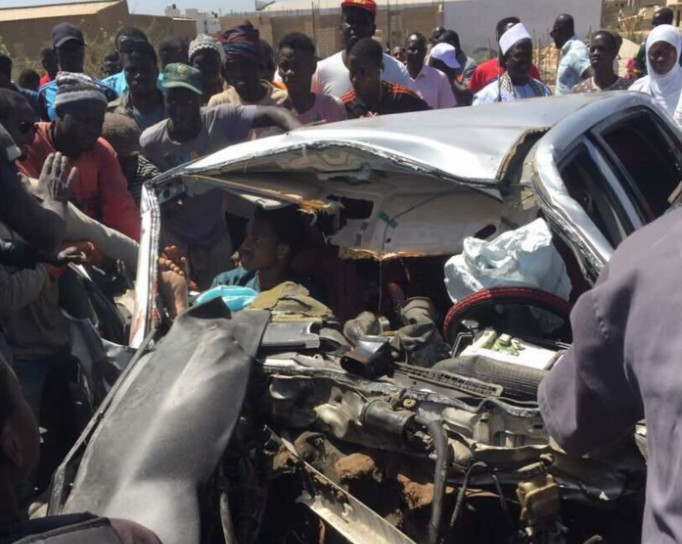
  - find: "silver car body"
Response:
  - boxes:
[130,92,681,347]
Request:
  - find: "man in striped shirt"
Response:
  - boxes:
[341,38,429,118]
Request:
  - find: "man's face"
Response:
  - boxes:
[57,100,105,153]
[56,41,85,73]
[342,7,375,52]
[392,46,405,62]
[239,216,282,272]
[277,46,316,95]
[124,52,158,97]
[649,41,678,75]
[161,45,189,68]
[5,99,37,158]
[550,20,569,49]
[405,36,426,67]
[223,56,261,98]
[506,40,533,81]
[42,51,58,75]
[0,366,40,484]
[191,50,221,85]
[589,35,616,72]
[349,54,382,101]
[102,57,121,77]
[165,87,202,133]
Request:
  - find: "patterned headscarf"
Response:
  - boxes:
[220,23,261,64]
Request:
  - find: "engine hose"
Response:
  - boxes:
[415,416,450,544]
[449,461,488,531]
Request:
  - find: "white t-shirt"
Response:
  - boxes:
[311,50,416,97]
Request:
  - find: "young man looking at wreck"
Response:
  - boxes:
[341,38,429,118]
[141,63,301,289]
[277,32,347,124]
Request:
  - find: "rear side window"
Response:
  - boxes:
[599,114,682,219]
[560,144,631,248]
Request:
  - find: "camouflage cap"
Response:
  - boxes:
[161,62,203,95]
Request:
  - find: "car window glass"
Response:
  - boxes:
[560,144,630,248]
[600,114,682,219]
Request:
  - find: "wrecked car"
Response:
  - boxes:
[49,93,681,544]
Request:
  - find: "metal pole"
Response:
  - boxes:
[387,0,391,48]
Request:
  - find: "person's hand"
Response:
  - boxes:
[35,152,77,204]
[52,246,87,266]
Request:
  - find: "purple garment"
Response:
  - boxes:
[539,208,682,543]
[140,104,255,247]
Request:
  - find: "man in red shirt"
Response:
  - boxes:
[18,73,140,241]
[468,16,542,94]
[38,48,58,88]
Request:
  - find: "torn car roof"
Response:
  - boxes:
[180,94,612,185]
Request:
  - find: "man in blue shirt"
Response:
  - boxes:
[103,26,153,96]
[551,14,592,95]
[38,23,117,121]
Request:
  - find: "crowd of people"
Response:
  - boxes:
[0,0,681,541]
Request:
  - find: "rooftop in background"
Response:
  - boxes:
[0,0,122,21]
[255,0,443,12]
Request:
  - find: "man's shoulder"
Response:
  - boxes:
[140,119,170,149]
[317,51,344,72]
[339,88,357,105]
[387,82,420,98]
[38,80,57,96]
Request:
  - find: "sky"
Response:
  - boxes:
[0,0,270,15]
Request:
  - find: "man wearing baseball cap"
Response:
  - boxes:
[38,22,117,121]
[473,23,550,105]
[311,0,415,97]
[406,35,457,109]
[141,63,301,289]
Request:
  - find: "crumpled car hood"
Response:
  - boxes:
[61,301,270,544]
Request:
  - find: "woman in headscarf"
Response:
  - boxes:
[473,23,551,105]
[630,24,682,118]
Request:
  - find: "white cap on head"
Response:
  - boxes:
[430,43,461,69]
[499,22,533,55]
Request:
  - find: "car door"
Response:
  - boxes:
[590,108,682,223]
[532,100,682,282]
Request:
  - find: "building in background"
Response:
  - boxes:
[0,0,196,73]
[220,0,601,60]
[165,4,221,35]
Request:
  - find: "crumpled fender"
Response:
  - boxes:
[62,300,271,544]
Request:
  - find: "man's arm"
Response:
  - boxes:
[64,201,139,271]
[251,106,302,132]
[539,269,643,456]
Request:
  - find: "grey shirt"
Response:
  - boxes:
[539,208,682,543]
[140,105,255,246]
